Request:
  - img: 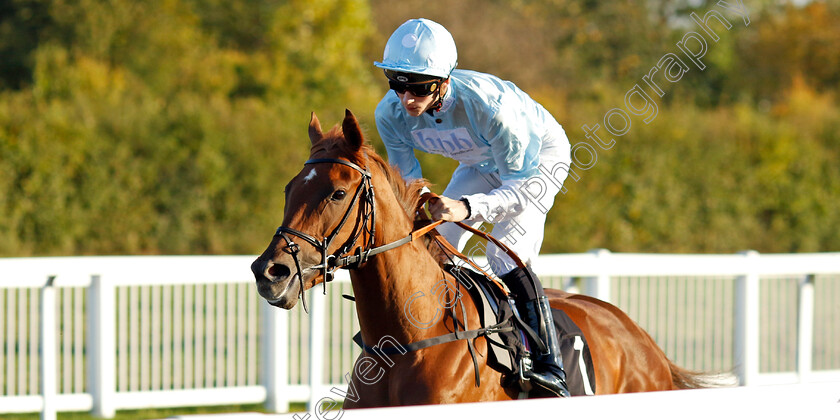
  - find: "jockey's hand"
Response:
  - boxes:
[429,195,469,222]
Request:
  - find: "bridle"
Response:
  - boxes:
[272,156,518,315]
[274,157,376,311]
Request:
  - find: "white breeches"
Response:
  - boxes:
[435,160,566,276]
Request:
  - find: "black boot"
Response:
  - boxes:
[521,296,570,397]
[500,267,570,398]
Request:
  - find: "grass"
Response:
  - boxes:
[0,403,307,420]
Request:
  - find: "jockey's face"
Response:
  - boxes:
[396,79,449,117]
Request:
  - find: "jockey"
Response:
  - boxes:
[374,18,572,398]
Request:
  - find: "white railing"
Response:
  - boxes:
[1,251,839,419]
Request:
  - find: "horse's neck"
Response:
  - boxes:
[349,210,453,347]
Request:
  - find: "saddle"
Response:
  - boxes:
[448,265,597,397]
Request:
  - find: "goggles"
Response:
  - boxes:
[388,79,440,97]
[383,70,443,97]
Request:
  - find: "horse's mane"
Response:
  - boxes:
[311,126,448,264]
[362,144,430,221]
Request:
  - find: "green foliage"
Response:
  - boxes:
[0,0,838,256]
[0,0,378,256]
[546,89,840,253]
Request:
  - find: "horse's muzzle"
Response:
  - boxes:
[251,258,301,309]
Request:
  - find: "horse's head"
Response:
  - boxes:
[251,110,378,309]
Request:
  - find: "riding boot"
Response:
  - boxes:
[521,296,571,397]
[500,266,570,398]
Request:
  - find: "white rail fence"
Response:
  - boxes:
[1,251,839,419]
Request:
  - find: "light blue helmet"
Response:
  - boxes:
[374,18,458,79]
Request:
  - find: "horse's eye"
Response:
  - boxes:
[331,190,347,201]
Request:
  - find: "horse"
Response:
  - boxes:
[251,110,709,407]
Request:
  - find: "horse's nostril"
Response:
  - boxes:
[268,263,291,280]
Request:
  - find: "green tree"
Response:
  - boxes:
[0,0,53,89]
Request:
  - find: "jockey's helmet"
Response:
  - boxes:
[374,18,457,80]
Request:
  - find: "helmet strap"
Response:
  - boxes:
[425,79,448,116]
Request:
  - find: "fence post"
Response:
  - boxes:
[262,301,289,413]
[307,291,327,412]
[584,249,612,303]
[40,276,57,420]
[734,250,760,386]
[87,275,116,418]
[797,274,815,383]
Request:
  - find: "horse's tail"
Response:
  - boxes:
[669,359,727,389]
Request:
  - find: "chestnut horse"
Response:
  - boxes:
[251,110,708,407]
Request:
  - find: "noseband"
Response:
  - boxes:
[274,158,376,311]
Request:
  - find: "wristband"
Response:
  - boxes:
[459,198,472,219]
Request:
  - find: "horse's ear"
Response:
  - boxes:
[342,109,363,151]
[308,112,323,145]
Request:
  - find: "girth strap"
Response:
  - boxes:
[352,322,515,356]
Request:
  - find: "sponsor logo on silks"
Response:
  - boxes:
[411,127,478,156]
